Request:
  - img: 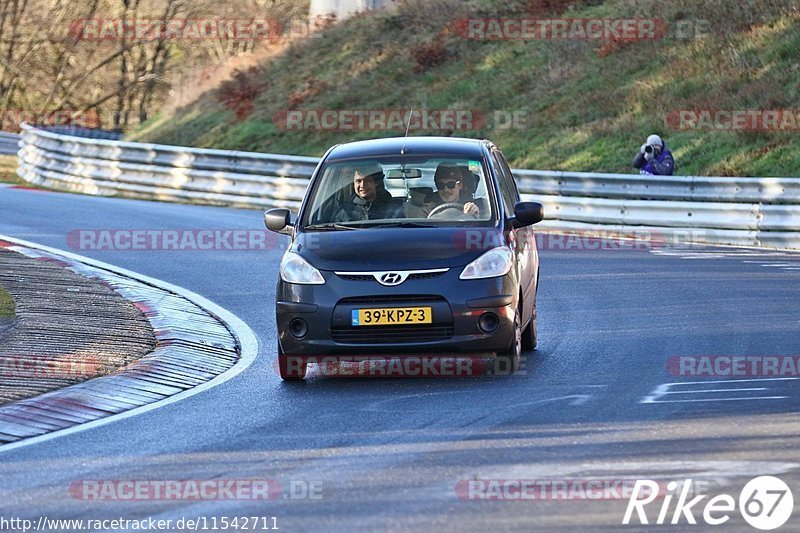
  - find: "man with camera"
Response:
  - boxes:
[632,134,674,175]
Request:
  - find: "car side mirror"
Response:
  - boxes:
[264,208,294,235]
[512,202,544,228]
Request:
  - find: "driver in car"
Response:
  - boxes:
[423,164,481,217]
[332,162,405,222]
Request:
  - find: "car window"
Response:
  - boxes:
[492,151,517,216]
[496,151,520,202]
[302,155,495,227]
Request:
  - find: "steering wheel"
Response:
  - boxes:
[427,202,465,218]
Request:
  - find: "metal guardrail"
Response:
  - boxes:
[15,123,800,249]
[514,170,800,248]
[2,127,122,155]
[38,125,124,140]
[18,124,315,209]
[0,132,20,155]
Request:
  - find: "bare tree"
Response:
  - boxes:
[0,0,310,130]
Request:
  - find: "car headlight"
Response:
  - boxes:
[280,252,325,284]
[460,246,513,280]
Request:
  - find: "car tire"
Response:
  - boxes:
[495,307,522,376]
[278,342,306,381]
[522,308,537,351]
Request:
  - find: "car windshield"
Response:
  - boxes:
[302,155,495,228]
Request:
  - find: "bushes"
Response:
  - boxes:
[217,68,266,121]
[410,36,449,72]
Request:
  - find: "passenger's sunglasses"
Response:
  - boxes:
[436,180,460,190]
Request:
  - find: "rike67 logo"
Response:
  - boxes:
[623,476,793,530]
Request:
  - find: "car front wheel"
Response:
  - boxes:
[522,308,537,351]
[278,342,307,381]
[495,307,522,375]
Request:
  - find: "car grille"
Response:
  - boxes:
[337,274,373,281]
[408,271,446,281]
[339,295,446,305]
[330,325,455,344]
[336,271,446,282]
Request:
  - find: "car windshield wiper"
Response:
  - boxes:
[303,223,357,231]
[368,221,437,228]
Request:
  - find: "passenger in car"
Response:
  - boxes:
[422,163,483,217]
[332,162,405,222]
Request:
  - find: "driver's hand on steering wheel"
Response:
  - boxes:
[463,202,480,216]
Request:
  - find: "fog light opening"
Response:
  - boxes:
[289,318,308,339]
[478,312,500,333]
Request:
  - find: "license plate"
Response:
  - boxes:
[352,307,432,326]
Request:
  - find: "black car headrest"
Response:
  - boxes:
[458,166,479,195]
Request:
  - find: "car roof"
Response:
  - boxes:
[325,136,493,160]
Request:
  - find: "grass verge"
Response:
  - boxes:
[0,155,26,186]
[0,286,15,318]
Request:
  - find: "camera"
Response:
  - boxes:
[644,145,654,154]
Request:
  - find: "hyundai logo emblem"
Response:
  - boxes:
[378,272,404,286]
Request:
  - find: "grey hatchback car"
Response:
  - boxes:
[265,136,543,380]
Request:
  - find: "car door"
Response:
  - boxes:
[492,150,537,323]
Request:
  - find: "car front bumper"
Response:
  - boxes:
[276,267,519,357]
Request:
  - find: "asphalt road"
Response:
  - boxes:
[1,184,799,532]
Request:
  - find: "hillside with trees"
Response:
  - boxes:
[0,0,309,131]
[132,0,800,176]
